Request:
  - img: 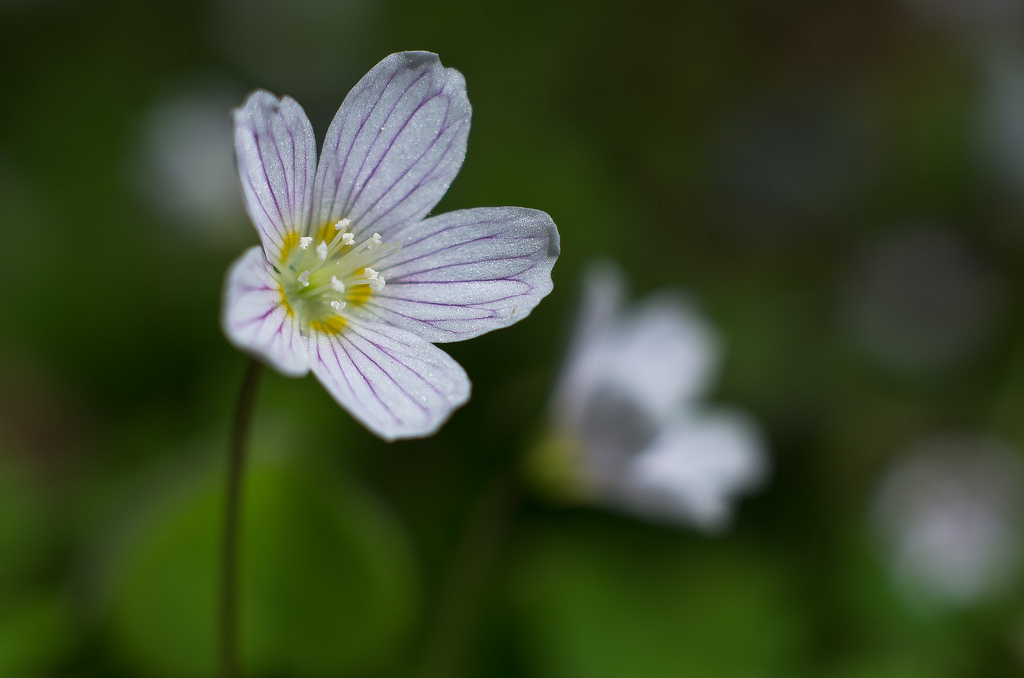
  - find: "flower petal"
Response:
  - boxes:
[551,265,718,428]
[606,296,720,420]
[222,246,309,376]
[307,320,470,441]
[233,90,317,263]
[312,51,471,239]
[551,263,626,428]
[621,410,768,531]
[363,207,559,342]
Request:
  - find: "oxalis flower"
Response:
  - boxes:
[222,52,560,440]
[871,432,1024,607]
[531,264,767,531]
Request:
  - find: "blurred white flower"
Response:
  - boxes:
[534,264,768,532]
[133,84,247,242]
[871,433,1024,607]
[979,47,1024,201]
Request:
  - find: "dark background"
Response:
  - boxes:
[3,0,1024,676]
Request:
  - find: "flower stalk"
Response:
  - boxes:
[220,358,264,678]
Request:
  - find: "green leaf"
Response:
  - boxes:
[105,450,417,678]
[0,592,77,678]
[0,456,49,592]
[508,523,808,678]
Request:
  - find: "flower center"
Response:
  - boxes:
[276,218,397,334]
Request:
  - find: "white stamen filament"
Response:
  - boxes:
[357,234,381,256]
[318,233,391,279]
[321,221,356,261]
[350,267,386,291]
[306,277,340,296]
[282,230,396,323]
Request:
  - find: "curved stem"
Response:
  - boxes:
[220,358,264,678]
[416,471,522,678]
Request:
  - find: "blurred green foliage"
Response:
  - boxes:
[103,438,417,677]
[3,0,1024,676]
[508,523,808,678]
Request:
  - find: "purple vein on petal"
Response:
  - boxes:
[379,289,528,306]
[268,119,292,220]
[250,127,287,236]
[392,254,539,281]
[336,334,404,421]
[357,302,493,333]
[384,233,504,271]
[234,304,279,330]
[242,171,282,246]
[396,218,505,251]
[349,325,445,404]
[345,88,444,217]
[356,111,465,235]
[314,338,355,404]
[323,66,408,222]
[336,69,432,220]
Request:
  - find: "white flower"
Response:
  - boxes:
[980,47,1024,199]
[536,264,768,532]
[134,86,245,238]
[871,433,1024,607]
[222,52,560,441]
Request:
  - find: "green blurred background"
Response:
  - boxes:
[4,0,1024,676]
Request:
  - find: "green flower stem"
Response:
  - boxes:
[220,358,264,678]
[417,471,522,678]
